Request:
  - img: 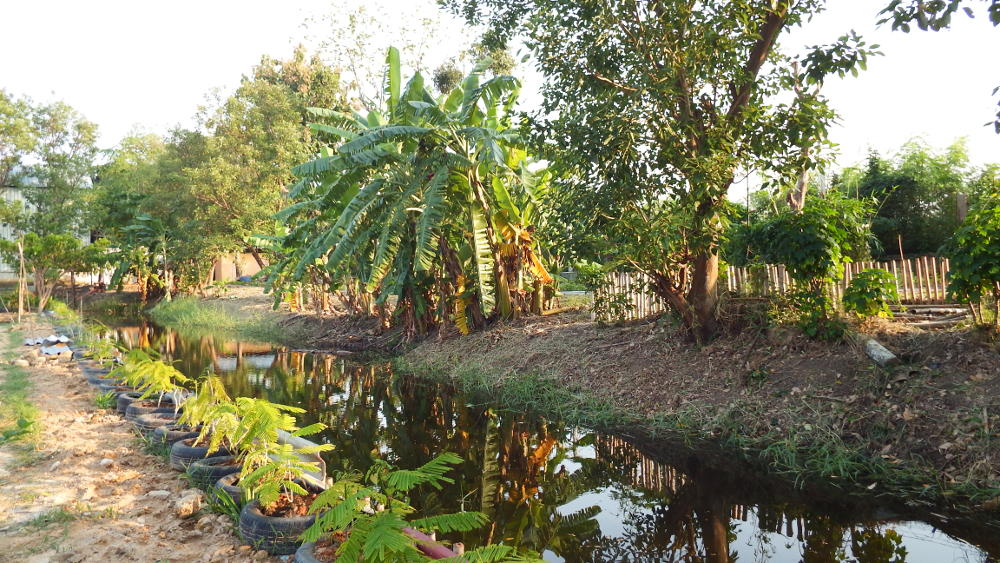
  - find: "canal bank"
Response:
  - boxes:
[106,292,1000,519]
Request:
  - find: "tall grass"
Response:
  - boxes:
[149,297,296,345]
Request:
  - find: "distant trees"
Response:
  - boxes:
[832,140,998,256]
[92,46,349,298]
[0,90,98,236]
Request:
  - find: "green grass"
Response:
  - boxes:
[0,328,39,447]
[148,297,300,345]
[94,390,117,410]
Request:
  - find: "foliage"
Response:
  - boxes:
[94,391,118,410]
[843,269,899,318]
[236,402,332,507]
[302,452,529,562]
[832,141,996,256]
[110,349,188,401]
[0,233,108,312]
[945,193,1000,326]
[735,194,873,340]
[270,47,553,338]
[92,47,347,297]
[879,0,1000,133]
[444,0,877,341]
[0,92,98,236]
[753,196,874,284]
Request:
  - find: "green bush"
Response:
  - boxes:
[843,269,898,318]
[747,195,873,340]
[946,193,1000,327]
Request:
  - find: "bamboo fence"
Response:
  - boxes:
[596,256,952,322]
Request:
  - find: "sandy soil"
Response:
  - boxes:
[0,318,281,562]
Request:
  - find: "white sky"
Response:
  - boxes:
[2,0,998,172]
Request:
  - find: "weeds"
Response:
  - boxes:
[148,297,303,345]
[203,486,241,525]
[94,390,117,410]
[0,329,39,446]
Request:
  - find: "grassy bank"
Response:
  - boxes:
[0,328,38,448]
[397,315,1000,512]
[148,296,297,344]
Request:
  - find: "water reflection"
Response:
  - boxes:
[107,322,997,562]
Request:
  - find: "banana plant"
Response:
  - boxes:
[270,47,553,338]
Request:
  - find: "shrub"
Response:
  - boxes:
[749,195,874,339]
[843,269,899,318]
[946,194,1000,327]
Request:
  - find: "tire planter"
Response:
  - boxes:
[134,412,182,438]
[151,424,200,447]
[239,499,317,556]
[187,455,242,490]
[125,399,178,425]
[215,473,243,506]
[86,373,119,386]
[169,437,232,471]
[116,392,142,415]
[97,383,135,394]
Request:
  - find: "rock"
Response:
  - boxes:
[49,461,61,471]
[254,550,270,560]
[12,359,29,367]
[99,458,115,468]
[174,490,203,519]
[146,490,171,499]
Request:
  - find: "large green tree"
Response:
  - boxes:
[0,90,36,189]
[188,47,348,268]
[445,0,874,341]
[22,100,99,236]
[272,49,553,338]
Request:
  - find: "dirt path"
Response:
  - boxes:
[0,320,280,562]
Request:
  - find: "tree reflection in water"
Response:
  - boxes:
[106,322,993,563]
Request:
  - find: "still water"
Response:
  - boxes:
[109,322,998,562]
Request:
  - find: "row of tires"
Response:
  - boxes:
[77,355,324,560]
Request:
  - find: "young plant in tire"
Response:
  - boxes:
[300,453,528,562]
[112,349,188,406]
[79,330,121,367]
[177,374,231,435]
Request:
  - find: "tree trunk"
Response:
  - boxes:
[688,250,720,343]
[249,247,266,270]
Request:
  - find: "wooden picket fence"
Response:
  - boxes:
[726,256,952,304]
[596,256,952,322]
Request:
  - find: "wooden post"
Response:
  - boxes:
[16,239,25,324]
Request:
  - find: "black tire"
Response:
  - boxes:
[187,455,242,490]
[134,412,181,438]
[239,500,316,556]
[86,373,119,386]
[169,438,231,471]
[97,383,134,394]
[294,542,321,563]
[116,392,143,415]
[152,424,200,446]
[215,472,243,506]
[124,398,178,424]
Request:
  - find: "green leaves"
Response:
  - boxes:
[843,268,899,317]
[300,452,514,563]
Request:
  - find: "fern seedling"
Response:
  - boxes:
[301,452,532,562]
